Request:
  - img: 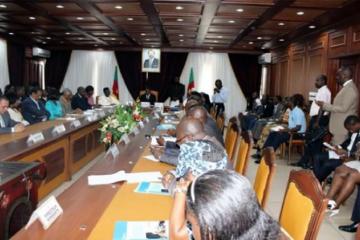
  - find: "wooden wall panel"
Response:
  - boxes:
[289,55,306,95]
[279,61,289,97]
[350,23,360,53]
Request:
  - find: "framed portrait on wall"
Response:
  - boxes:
[142,48,161,73]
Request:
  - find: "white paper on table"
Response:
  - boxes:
[143,155,159,162]
[88,170,126,185]
[125,172,162,183]
[151,136,176,146]
[271,125,285,132]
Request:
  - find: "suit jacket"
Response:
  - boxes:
[168,83,185,102]
[0,111,18,134]
[21,97,50,124]
[143,58,159,68]
[323,81,359,144]
[140,93,156,105]
[71,94,91,111]
[340,131,360,156]
[204,117,225,146]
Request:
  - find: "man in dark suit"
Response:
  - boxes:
[21,87,50,124]
[168,77,185,103]
[143,49,159,69]
[338,186,360,233]
[0,96,25,133]
[139,87,156,105]
[71,87,91,111]
[313,115,360,183]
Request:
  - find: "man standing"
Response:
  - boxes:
[21,86,50,124]
[317,66,359,145]
[168,77,185,104]
[212,79,228,117]
[0,96,25,133]
[293,74,331,168]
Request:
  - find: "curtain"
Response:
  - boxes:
[45,50,71,89]
[228,54,261,98]
[0,39,10,92]
[62,50,133,104]
[7,41,24,86]
[179,52,247,121]
[115,51,188,101]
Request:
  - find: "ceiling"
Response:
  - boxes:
[0,0,356,52]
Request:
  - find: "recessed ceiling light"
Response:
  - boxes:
[257,37,262,40]
[236,8,244,12]
[228,20,235,24]
[103,33,109,35]
[309,25,316,29]
[176,6,183,10]
[0,4,7,8]
[145,38,150,41]
[127,17,134,21]
[31,31,36,34]
[94,44,98,47]
[296,11,304,16]
[278,22,285,26]
[140,33,146,36]
[56,5,64,9]
[78,37,83,40]
[9,32,14,35]
[248,41,254,45]
[65,32,71,35]
[279,38,285,42]
[42,41,46,44]
[179,39,184,42]
[76,17,84,20]
[115,5,123,10]
[29,16,36,20]
[179,34,184,37]
[177,18,184,22]
[217,36,223,38]
[46,37,51,40]
[214,40,219,43]
[261,46,265,49]
[111,38,116,40]
[210,47,214,50]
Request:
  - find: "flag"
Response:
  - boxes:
[112,66,119,99]
[187,67,195,94]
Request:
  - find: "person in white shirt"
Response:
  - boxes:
[212,79,228,117]
[98,87,120,106]
[6,93,29,125]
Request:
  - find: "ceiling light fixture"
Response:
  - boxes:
[115,5,123,10]
[56,5,64,9]
[111,38,116,40]
[210,47,214,50]
[217,36,223,38]
[228,20,235,24]
[257,36,262,40]
[279,38,285,42]
[278,22,285,26]
[42,41,46,44]
[179,39,184,42]
[177,18,184,22]
[248,41,254,45]
[176,6,184,10]
[76,17,84,20]
[94,44,98,47]
[29,16,36,20]
[179,34,184,37]
[103,33,109,35]
[296,11,304,16]
[0,4,7,8]
[46,37,51,40]
[78,37,83,40]
[309,25,316,29]
[145,38,150,41]
[65,32,71,35]
[236,8,244,12]
[141,33,146,36]
[214,40,219,43]
[9,32,14,35]
[127,17,134,21]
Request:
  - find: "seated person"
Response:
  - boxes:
[45,88,64,120]
[161,117,229,192]
[39,88,47,105]
[313,115,360,183]
[6,93,29,125]
[169,170,282,240]
[262,94,306,152]
[98,87,120,106]
[85,85,95,107]
[21,86,50,124]
[71,87,91,111]
[139,87,156,105]
[0,96,25,133]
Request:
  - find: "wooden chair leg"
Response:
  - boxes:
[288,143,292,165]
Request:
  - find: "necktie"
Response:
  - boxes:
[0,114,5,128]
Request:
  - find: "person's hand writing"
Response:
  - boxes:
[150,146,164,159]
[162,171,175,189]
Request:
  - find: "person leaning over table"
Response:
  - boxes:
[0,95,25,133]
[169,170,285,240]
[21,86,50,124]
[161,117,230,193]
[45,88,64,120]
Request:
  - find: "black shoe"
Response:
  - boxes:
[338,222,358,233]
[254,159,260,164]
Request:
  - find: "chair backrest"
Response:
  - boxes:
[139,90,159,101]
[210,105,217,118]
[224,122,239,160]
[279,170,327,240]
[253,147,276,208]
[234,130,253,175]
[224,116,237,143]
[357,225,360,240]
[216,113,225,132]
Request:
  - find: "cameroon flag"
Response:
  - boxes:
[187,67,195,94]
[112,66,119,99]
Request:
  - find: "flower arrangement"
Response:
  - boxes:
[99,102,146,148]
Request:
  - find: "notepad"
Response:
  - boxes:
[135,182,170,196]
[125,172,162,183]
[88,171,126,186]
[113,221,168,240]
[156,124,176,131]
[151,136,176,146]
[270,125,285,132]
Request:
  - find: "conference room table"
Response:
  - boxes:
[12,115,174,240]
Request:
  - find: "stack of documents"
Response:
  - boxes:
[88,171,162,186]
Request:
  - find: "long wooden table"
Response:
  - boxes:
[12,118,163,240]
[0,114,105,199]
